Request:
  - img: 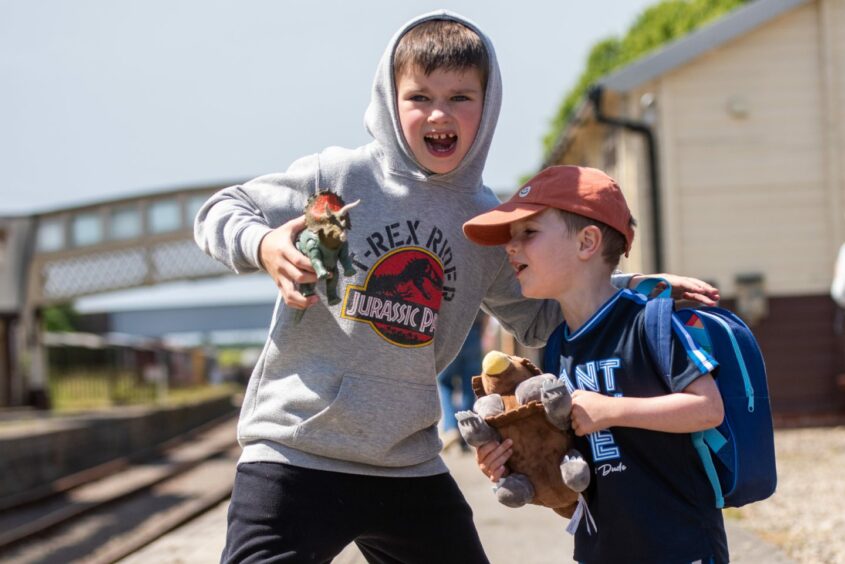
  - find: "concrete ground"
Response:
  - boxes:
[125,447,796,563]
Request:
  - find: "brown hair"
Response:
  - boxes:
[557,210,637,268]
[394,19,489,92]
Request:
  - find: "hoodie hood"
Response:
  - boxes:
[364,10,502,190]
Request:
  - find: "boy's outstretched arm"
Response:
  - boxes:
[193,155,326,308]
[474,439,513,483]
[569,375,724,436]
[259,216,319,309]
[628,273,720,306]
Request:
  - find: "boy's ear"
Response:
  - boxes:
[577,226,603,260]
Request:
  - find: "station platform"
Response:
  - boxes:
[124,447,795,563]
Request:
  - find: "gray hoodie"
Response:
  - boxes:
[196,11,601,477]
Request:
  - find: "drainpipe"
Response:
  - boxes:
[588,85,664,273]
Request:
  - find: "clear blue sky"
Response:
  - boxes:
[1,0,655,215]
[2,0,657,316]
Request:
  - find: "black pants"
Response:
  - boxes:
[222,462,489,564]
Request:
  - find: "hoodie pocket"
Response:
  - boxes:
[293,371,441,467]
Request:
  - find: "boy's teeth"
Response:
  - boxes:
[426,133,456,140]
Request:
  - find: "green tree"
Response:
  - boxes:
[541,0,748,161]
[42,303,79,332]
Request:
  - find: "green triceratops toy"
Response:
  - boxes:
[294,191,360,322]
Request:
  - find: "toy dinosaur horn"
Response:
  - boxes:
[338,199,361,216]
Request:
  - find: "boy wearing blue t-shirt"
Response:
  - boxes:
[463,165,728,564]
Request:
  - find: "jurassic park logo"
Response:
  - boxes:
[341,247,443,347]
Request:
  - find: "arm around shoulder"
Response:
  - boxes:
[626,272,720,306]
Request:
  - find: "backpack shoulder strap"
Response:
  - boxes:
[643,297,675,385]
[643,296,727,509]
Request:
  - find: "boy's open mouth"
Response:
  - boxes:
[424,132,457,156]
[511,261,527,276]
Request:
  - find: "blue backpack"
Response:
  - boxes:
[637,278,777,508]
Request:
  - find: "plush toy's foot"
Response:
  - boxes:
[473,394,505,419]
[541,378,572,430]
[495,474,535,508]
[560,449,590,493]
[515,374,556,405]
[456,410,499,447]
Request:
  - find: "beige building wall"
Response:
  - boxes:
[659,1,829,297]
[821,0,845,270]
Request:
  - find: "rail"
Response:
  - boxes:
[0,414,238,563]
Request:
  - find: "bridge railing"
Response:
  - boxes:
[3,181,245,407]
[27,185,234,305]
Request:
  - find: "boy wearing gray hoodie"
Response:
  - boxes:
[195,11,717,564]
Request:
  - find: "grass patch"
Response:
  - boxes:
[48,370,241,413]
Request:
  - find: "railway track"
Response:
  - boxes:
[0,415,239,564]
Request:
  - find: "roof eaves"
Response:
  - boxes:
[599,0,808,93]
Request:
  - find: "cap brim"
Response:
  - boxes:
[462,203,546,246]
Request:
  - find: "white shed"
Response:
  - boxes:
[546,0,845,419]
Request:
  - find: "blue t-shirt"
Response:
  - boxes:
[549,289,728,564]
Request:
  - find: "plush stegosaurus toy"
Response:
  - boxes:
[456,351,590,519]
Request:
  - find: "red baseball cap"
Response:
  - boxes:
[463,165,635,254]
